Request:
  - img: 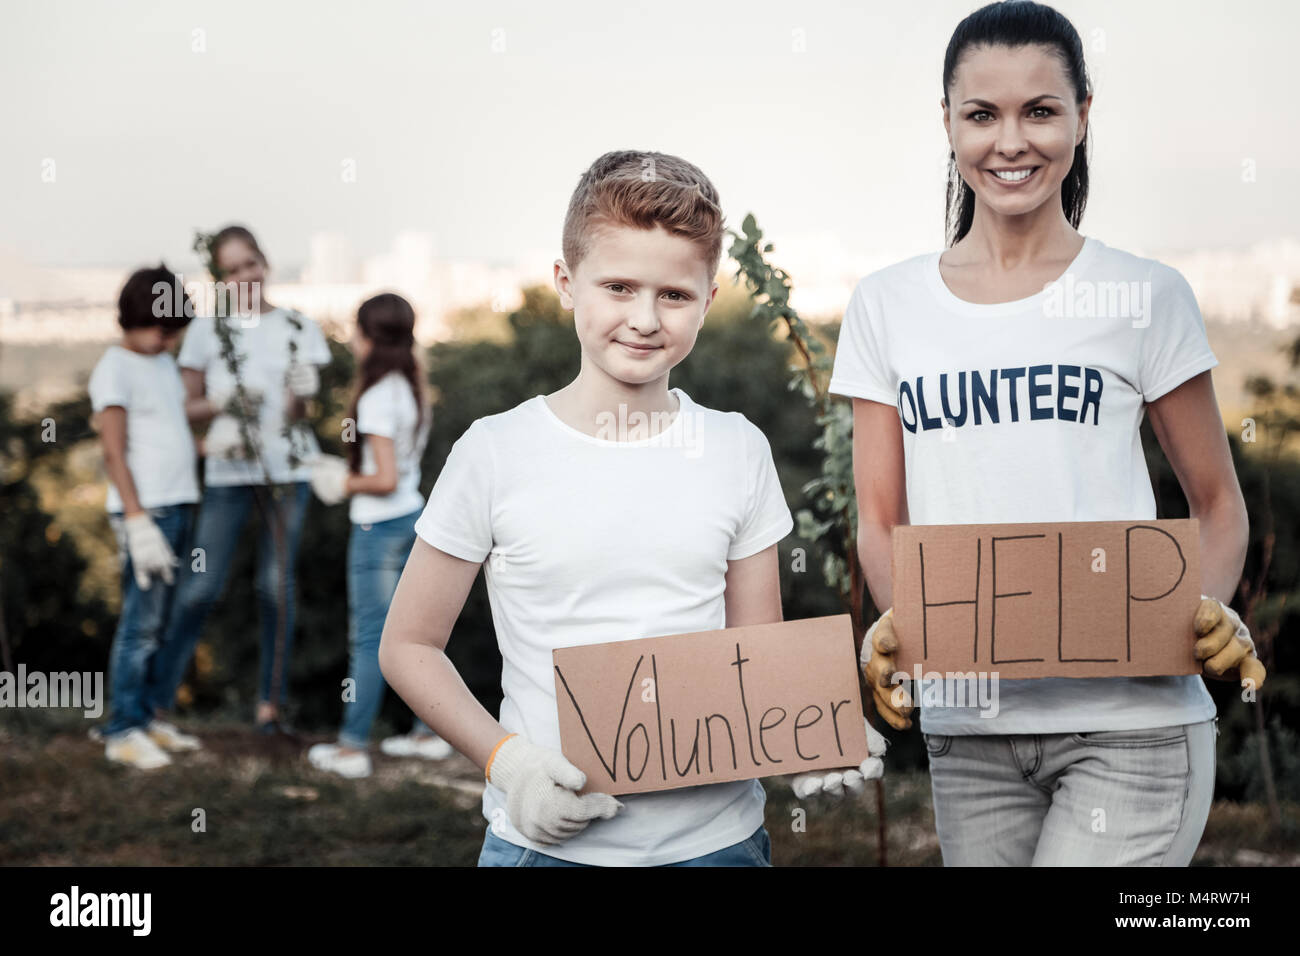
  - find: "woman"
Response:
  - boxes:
[827,1,1265,865]
[306,293,450,777]
[150,225,332,734]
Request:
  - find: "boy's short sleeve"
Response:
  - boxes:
[177,316,216,372]
[356,377,397,439]
[88,351,129,412]
[414,420,494,563]
[728,421,794,561]
[1138,264,1220,403]
[828,278,896,405]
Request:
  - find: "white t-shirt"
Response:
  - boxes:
[177,308,331,486]
[413,387,794,865]
[829,236,1218,735]
[88,345,200,513]
[350,371,430,525]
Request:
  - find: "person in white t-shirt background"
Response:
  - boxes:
[148,225,332,736]
[88,264,204,769]
[302,292,451,777]
[375,150,829,866]
[816,1,1265,865]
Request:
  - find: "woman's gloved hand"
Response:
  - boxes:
[1195,596,1266,689]
[202,415,249,460]
[860,608,914,729]
[286,362,320,398]
[486,733,623,845]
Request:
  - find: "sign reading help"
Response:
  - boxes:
[891,519,1202,679]
[552,615,870,796]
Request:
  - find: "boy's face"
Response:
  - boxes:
[123,325,179,355]
[554,223,717,390]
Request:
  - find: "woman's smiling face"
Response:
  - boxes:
[943,43,1090,221]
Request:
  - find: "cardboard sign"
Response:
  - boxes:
[552,615,870,796]
[891,520,1201,679]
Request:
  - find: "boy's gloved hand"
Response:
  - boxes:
[286,363,320,398]
[308,455,350,505]
[860,608,914,729]
[790,717,888,799]
[123,513,178,591]
[1195,596,1266,689]
[486,733,623,845]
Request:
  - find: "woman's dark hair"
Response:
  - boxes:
[208,224,268,278]
[942,1,1091,246]
[118,262,194,331]
[346,293,425,473]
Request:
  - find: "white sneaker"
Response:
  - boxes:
[106,728,173,770]
[307,743,372,779]
[147,719,202,752]
[380,732,454,760]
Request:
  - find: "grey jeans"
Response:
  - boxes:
[924,718,1216,866]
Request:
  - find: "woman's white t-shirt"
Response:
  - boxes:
[177,308,331,486]
[350,371,430,525]
[88,345,200,513]
[413,387,794,865]
[829,236,1218,735]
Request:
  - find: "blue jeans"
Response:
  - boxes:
[104,505,195,737]
[150,482,311,711]
[476,826,773,867]
[924,719,1216,865]
[338,508,426,748]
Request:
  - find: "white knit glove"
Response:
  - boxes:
[203,415,249,460]
[308,455,350,505]
[286,362,320,398]
[486,734,623,845]
[123,513,178,591]
[790,717,888,799]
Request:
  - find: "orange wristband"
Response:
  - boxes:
[484,733,517,784]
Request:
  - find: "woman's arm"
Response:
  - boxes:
[97,406,145,516]
[344,434,398,496]
[852,398,909,611]
[723,543,783,627]
[1144,370,1249,601]
[377,538,508,769]
[181,367,218,425]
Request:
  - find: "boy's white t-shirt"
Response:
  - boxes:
[350,371,430,525]
[88,345,200,513]
[828,236,1218,735]
[413,387,794,865]
[177,308,331,486]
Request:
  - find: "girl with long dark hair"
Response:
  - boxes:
[307,293,448,777]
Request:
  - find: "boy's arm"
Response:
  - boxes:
[377,537,509,769]
[723,543,784,627]
[97,406,145,516]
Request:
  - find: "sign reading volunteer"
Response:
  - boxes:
[891,519,1201,679]
[553,615,870,796]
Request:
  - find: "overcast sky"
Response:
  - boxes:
[2,0,1297,273]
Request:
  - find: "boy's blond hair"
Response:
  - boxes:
[561,150,725,280]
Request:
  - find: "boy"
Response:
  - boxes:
[88,263,203,769]
[379,150,794,866]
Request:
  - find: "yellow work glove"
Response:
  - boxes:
[1194,596,1266,690]
[860,608,913,730]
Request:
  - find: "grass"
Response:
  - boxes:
[3,709,1298,866]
